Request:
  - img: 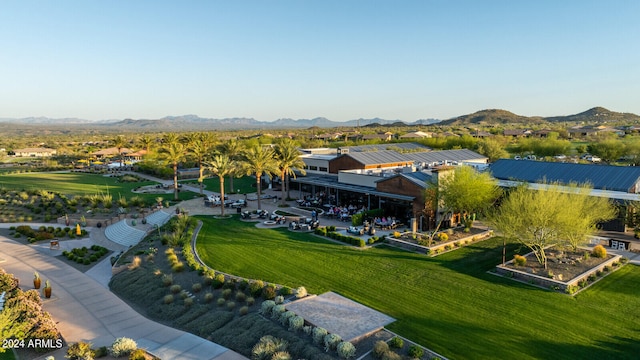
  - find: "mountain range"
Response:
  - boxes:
[0,107,638,131]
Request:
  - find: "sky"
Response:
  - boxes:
[0,0,638,122]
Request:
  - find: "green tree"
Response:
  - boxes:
[275,139,306,205]
[220,138,244,194]
[137,134,156,153]
[159,133,187,201]
[187,133,215,195]
[425,166,500,239]
[489,183,616,268]
[111,135,128,170]
[204,154,236,216]
[475,138,508,162]
[242,145,279,210]
[588,139,625,163]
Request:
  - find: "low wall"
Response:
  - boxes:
[385,229,493,256]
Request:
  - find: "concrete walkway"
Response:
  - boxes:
[0,235,246,360]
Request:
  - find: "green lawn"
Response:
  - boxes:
[195,217,640,359]
[0,172,197,202]
[0,351,16,360]
[182,175,263,195]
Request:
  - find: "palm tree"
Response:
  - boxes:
[220,138,244,194]
[186,133,215,195]
[111,135,127,170]
[204,154,235,216]
[159,133,187,201]
[275,139,306,205]
[242,145,278,210]
[137,134,156,153]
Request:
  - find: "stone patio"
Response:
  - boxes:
[285,292,395,342]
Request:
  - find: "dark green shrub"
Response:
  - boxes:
[408,345,423,359]
[279,286,293,296]
[249,280,264,297]
[358,239,366,247]
[389,336,403,349]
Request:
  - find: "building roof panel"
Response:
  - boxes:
[490,159,640,193]
[405,149,487,164]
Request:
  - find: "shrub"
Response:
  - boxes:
[226,301,235,310]
[295,286,307,299]
[271,304,286,319]
[162,274,173,286]
[247,296,256,306]
[170,284,181,294]
[180,290,189,299]
[289,315,304,332]
[271,351,291,360]
[279,286,293,296]
[215,298,225,307]
[128,349,146,360]
[94,346,108,358]
[592,245,607,258]
[279,310,296,326]
[262,285,276,300]
[212,273,225,289]
[513,254,527,267]
[437,232,449,242]
[163,294,174,304]
[358,239,366,247]
[381,352,402,360]
[408,345,423,359]
[274,295,284,304]
[239,305,249,316]
[235,291,246,303]
[249,280,265,297]
[373,341,389,358]
[337,341,356,359]
[204,292,214,303]
[251,336,288,360]
[312,327,328,345]
[260,300,276,316]
[171,261,185,273]
[324,333,342,352]
[393,231,401,238]
[303,325,313,335]
[389,336,404,349]
[110,337,137,358]
[66,341,94,360]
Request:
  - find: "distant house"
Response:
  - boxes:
[471,131,493,138]
[567,125,623,137]
[92,147,133,158]
[503,129,531,138]
[11,147,57,157]
[362,132,394,141]
[400,131,433,139]
[532,129,554,138]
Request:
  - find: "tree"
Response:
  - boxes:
[424,166,500,241]
[187,133,215,195]
[137,134,156,153]
[242,145,278,210]
[158,133,187,201]
[588,139,626,163]
[204,154,236,216]
[475,138,508,162]
[220,139,244,194]
[274,139,306,205]
[111,135,127,169]
[489,183,616,269]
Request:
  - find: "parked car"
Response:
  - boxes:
[229,199,247,208]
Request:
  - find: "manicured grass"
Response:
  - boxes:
[182,175,260,195]
[195,217,640,359]
[0,351,16,360]
[0,172,197,202]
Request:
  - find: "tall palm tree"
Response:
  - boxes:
[242,145,278,210]
[220,138,244,194]
[275,139,306,205]
[137,134,156,153]
[159,133,187,201]
[188,134,215,195]
[204,154,235,216]
[111,135,127,170]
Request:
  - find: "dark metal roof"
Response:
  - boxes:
[405,149,487,164]
[398,171,433,188]
[339,143,430,153]
[490,159,640,193]
[341,150,411,166]
[293,175,415,201]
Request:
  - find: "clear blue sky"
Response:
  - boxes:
[1,0,638,122]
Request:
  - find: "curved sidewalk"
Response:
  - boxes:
[0,237,246,360]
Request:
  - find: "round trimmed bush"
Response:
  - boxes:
[217,298,226,307]
[170,284,182,294]
[408,344,424,359]
[192,283,202,293]
[513,254,527,266]
[239,306,249,316]
[274,295,284,304]
[247,296,255,306]
[279,310,296,326]
[592,244,607,258]
[261,300,276,315]
[262,285,276,300]
[295,286,307,299]
[271,304,286,319]
[337,341,356,359]
[389,336,403,349]
[163,294,174,304]
[289,315,304,332]
[324,333,342,352]
[373,340,389,358]
[249,280,264,297]
[204,292,214,303]
[312,327,328,345]
[235,291,246,303]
